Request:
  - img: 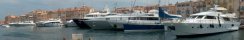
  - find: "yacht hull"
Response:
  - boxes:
[36,23,62,27]
[164,23,240,36]
[110,20,164,31]
[84,20,115,29]
[123,24,164,31]
[64,22,77,27]
[9,24,35,27]
[72,19,90,28]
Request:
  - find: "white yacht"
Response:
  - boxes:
[108,8,181,31]
[36,19,63,27]
[81,11,119,29]
[9,21,35,27]
[1,24,10,28]
[73,6,120,29]
[83,10,163,30]
[164,5,240,36]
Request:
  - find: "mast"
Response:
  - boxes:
[130,0,137,13]
[103,0,110,14]
[113,0,118,13]
[158,0,161,23]
[239,0,241,22]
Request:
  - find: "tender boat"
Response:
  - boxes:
[36,19,63,27]
[164,5,240,36]
[0,24,10,28]
[64,20,77,27]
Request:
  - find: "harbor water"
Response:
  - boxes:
[0,26,243,40]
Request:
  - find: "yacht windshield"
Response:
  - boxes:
[86,15,97,17]
[196,15,204,19]
[204,16,216,19]
[189,16,197,19]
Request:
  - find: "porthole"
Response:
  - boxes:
[210,24,214,28]
[231,24,234,27]
[199,24,203,28]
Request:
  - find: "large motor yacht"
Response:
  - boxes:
[108,7,181,31]
[72,7,119,29]
[164,5,240,36]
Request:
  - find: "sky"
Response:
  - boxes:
[0,0,189,20]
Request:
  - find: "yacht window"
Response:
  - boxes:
[129,17,136,20]
[147,17,159,20]
[223,17,230,21]
[106,18,110,20]
[108,14,116,15]
[129,17,159,20]
[141,17,147,20]
[86,15,93,17]
[101,15,106,17]
[190,16,197,19]
[205,16,216,19]
[196,15,204,19]
[50,22,60,23]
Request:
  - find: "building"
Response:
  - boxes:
[175,0,239,17]
[51,5,92,21]
[162,4,177,14]
[175,1,194,17]
[4,15,19,24]
[31,9,49,22]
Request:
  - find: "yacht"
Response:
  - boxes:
[82,10,162,30]
[73,7,119,29]
[164,5,240,36]
[108,8,181,31]
[36,19,63,27]
[1,24,10,28]
[9,21,35,27]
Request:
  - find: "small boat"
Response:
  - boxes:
[64,20,77,27]
[36,19,63,27]
[164,5,240,36]
[9,21,35,27]
[0,24,10,28]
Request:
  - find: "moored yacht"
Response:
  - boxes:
[108,7,181,31]
[73,6,119,29]
[164,5,240,36]
[36,19,63,27]
[9,21,35,27]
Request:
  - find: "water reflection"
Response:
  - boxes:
[176,31,240,40]
[0,26,242,40]
[72,30,175,40]
[72,29,241,40]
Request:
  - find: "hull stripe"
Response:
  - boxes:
[123,24,164,30]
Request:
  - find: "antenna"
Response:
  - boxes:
[103,0,110,14]
[158,0,161,6]
[239,0,241,22]
[130,0,137,12]
[213,4,218,11]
